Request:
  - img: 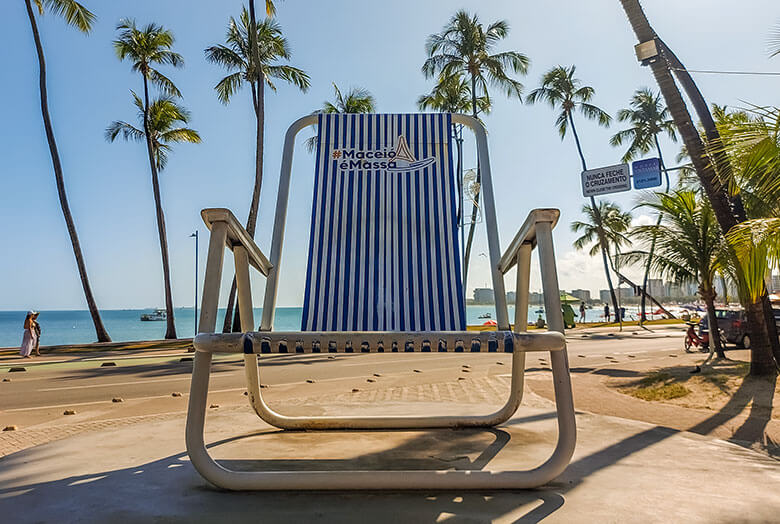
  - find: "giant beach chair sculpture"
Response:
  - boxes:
[186,113,576,490]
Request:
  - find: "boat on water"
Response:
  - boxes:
[140,308,167,321]
[478,312,492,319]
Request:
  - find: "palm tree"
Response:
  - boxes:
[571,200,632,323]
[526,65,617,316]
[106,94,201,170]
[113,20,184,339]
[611,88,676,164]
[611,87,677,321]
[23,0,111,342]
[624,191,726,358]
[770,22,780,58]
[304,83,376,152]
[422,10,529,287]
[618,0,779,376]
[418,74,491,226]
[713,104,780,372]
[205,8,309,332]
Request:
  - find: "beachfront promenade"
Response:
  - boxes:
[1,324,778,522]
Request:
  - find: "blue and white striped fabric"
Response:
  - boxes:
[301,113,465,332]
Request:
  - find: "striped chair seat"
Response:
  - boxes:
[301,113,466,332]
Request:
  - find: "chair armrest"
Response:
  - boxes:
[201,208,272,276]
[498,208,560,274]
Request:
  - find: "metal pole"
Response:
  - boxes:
[191,230,199,335]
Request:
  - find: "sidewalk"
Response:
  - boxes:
[1,374,778,523]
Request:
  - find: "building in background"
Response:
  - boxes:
[769,274,780,293]
[506,291,516,305]
[529,291,544,305]
[647,279,664,298]
[473,288,495,304]
[570,289,591,303]
[599,290,611,304]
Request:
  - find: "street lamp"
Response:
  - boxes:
[190,231,199,335]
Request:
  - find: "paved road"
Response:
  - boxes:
[0,325,687,429]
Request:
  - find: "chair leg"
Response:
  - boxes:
[243,347,525,430]
[188,344,575,490]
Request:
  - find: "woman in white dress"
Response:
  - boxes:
[19,311,39,358]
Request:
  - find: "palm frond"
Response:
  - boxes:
[214,72,244,104]
[105,120,144,142]
[147,68,182,97]
[42,0,95,33]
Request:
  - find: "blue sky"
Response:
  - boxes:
[1,0,778,311]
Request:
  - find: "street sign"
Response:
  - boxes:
[581,163,631,197]
[632,157,662,189]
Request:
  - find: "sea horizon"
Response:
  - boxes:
[0,304,647,349]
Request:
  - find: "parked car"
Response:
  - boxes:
[712,307,780,349]
[713,308,749,348]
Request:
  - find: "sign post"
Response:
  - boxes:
[581,163,631,197]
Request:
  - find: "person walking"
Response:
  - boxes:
[603,303,610,323]
[19,311,40,358]
[579,302,586,323]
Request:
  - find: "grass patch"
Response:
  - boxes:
[638,371,673,387]
[631,383,691,401]
[703,374,729,388]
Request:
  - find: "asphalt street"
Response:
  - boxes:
[0,325,687,429]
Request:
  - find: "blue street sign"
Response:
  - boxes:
[632,157,662,189]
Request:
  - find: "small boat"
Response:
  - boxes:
[140,308,167,321]
[534,308,544,314]
[478,312,492,319]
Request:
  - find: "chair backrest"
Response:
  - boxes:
[301,113,465,332]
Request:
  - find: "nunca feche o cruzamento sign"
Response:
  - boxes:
[580,163,631,197]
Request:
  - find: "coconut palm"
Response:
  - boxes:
[23,0,110,342]
[572,201,632,324]
[106,94,201,169]
[113,20,185,339]
[526,65,618,317]
[714,105,780,372]
[623,190,726,358]
[418,74,491,225]
[618,0,779,376]
[611,87,677,321]
[205,8,309,332]
[422,10,529,287]
[611,88,676,163]
[304,83,376,152]
[770,22,780,58]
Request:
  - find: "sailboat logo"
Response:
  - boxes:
[332,134,436,172]
[385,135,436,172]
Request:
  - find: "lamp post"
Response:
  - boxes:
[190,231,199,335]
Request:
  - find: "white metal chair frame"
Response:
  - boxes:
[186,113,576,490]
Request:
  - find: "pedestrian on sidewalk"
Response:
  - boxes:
[604,304,610,323]
[579,302,586,323]
[19,311,40,358]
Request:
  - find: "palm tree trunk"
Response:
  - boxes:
[568,113,621,324]
[640,135,670,323]
[462,73,480,290]
[228,78,266,333]
[24,0,111,343]
[142,75,176,339]
[619,0,778,373]
[702,286,725,359]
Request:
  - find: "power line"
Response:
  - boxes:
[672,67,780,76]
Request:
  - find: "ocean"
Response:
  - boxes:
[0,305,617,348]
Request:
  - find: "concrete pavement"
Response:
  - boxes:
[1,385,778,523]
[2,325,778,522]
